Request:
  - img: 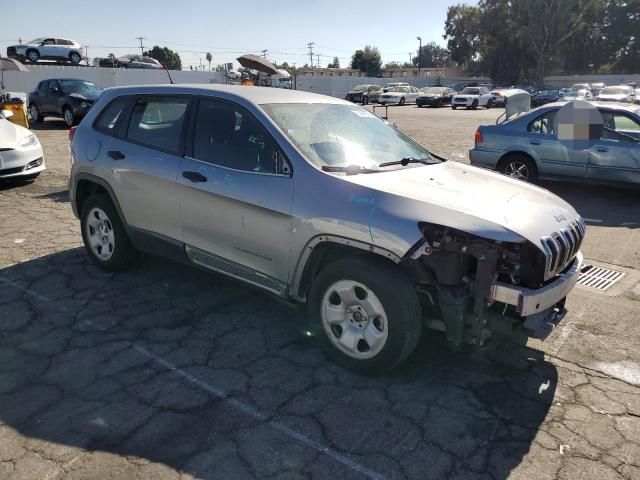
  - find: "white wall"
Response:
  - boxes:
[2,65,228,93]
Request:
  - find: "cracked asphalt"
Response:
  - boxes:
[1,108,639,480]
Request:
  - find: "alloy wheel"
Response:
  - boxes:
[505,160,530,180]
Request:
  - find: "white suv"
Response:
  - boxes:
[7,38,84,64]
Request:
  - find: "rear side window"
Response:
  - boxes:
[126,96,190,153]
[528,111,557,135]
[94,96,131,135]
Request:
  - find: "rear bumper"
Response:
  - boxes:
[490,252,583,317]
[469,148,500,169]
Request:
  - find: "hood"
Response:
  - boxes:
[347,90,365,95]
[419,93,441,98]
[380,92,403,97]
[68,92,99,102]
[0,118,25,148]
[598,94,628,101]
[342,161,580,249]
[454,94,478,99]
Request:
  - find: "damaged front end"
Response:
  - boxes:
[402,223,583,349]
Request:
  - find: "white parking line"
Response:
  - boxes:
[0,276,387,480]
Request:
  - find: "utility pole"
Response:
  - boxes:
[292,63,297,90]
[85,45,90,66]
[316,54,320,69]
[408,53,412,64]
[136,36,145,55]
[307,42,314,68]
[416,36,422,77]
[260,49,268,58]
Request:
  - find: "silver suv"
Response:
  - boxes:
[7,37,84,64]
[69,85,585,374]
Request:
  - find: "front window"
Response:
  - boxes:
[59,80,101,96]
[461,87,480,95]
[28,38,44,44]
[421,87,446,94]
[352,85,368,91]
[262,103,437,171]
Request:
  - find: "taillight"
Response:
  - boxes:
[474,130,483,145]
[68,126,77,143]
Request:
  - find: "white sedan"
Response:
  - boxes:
[377,86,420,105]
[452,86,492,109]
[0,110,45,180]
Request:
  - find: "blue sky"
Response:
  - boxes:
[1,0,461,69]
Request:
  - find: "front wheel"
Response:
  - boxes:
[362,96,369,105]
[80,194,138,271]
[399,97,405,106]
[29,103,43,123]
[308,257,422,375]
[63,107,76,127]
[69,52,81,64]
[26,49,40,63]
[472,100,478,110]
[452,105,457,110]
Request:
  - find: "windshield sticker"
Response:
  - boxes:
[351,109,376,118]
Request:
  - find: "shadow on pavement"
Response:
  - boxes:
[30,120,69,131]
[542,181,640,229]
[0,248,557,479]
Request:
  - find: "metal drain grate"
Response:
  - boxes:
[577,265,625,291]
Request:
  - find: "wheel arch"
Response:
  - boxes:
[73,174,128,228]
[291,235,402,302]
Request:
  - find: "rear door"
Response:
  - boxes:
[97,94,190,240]
[525,109,588,178]
[178,97,294,292]
[588,112,640,184]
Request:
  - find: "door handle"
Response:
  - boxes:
[530,140,541,145]
[182,171,207,183]
[596,146,608,152]
[107,150,125,160]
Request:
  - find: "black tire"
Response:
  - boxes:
[362,96,369,105]
[26,49,39,63]
[63,107,76,127]
[452,105,457,110]
[80,194,138,272]
[29,103,43,123]
[308,257,422,375]
[499,154,538,182]
[472,100,478,110]
[486,99,493,109]
[417,104,423,108]
[69,52,81,64]
[399,97,406,106]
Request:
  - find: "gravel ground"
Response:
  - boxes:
[0,110,639,480]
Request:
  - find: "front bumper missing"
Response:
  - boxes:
[490,252,583,317]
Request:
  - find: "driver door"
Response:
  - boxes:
[39,38,57,57]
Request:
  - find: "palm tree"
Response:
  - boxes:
[206,52,212,72]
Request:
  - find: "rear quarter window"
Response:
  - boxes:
[93,96,132,135]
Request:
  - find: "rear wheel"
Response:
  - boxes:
[29,103,43,123]
[499,155,537,182]
[486,99,493,109]
[80,194,138,271]
[308,257,422,375]
[452,105,457,110]
[362,96,369,105]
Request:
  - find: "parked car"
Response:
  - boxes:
[562,88,593,101]
[452,86,492,109]
[0,109,45,180]
[7,38,84,64]
[531,89,561,107]
[382,82,409,93]
[93,56,120,68]
[28,79,102,127]
[591,82,606,96]
[489,89,509,107]
[596,85,636,103]
[377,86,420,105]
[416,86,455,107]
[470,101,640,186]
[345,84,382,104]
[69,85,584,373]
[571,83,591,91]
[117,54,163,69]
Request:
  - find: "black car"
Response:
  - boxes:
[531,89,561,107]
[416,86,455,107]
[345,84,382,104]
[28,79,102,127]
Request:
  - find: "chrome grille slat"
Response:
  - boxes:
[542,217,586,280]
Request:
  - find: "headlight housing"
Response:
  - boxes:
[80,101,89,108]
[19,133,38,148]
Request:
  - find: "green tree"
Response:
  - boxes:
[350,46,382,76]
[384,61,402,69]
[206,52,212,72]
[444,4,482,67]
[603,0,640,73]
[413,42,451,68]
[143,46,182,70]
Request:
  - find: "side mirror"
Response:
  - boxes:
[1,110,14,119]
